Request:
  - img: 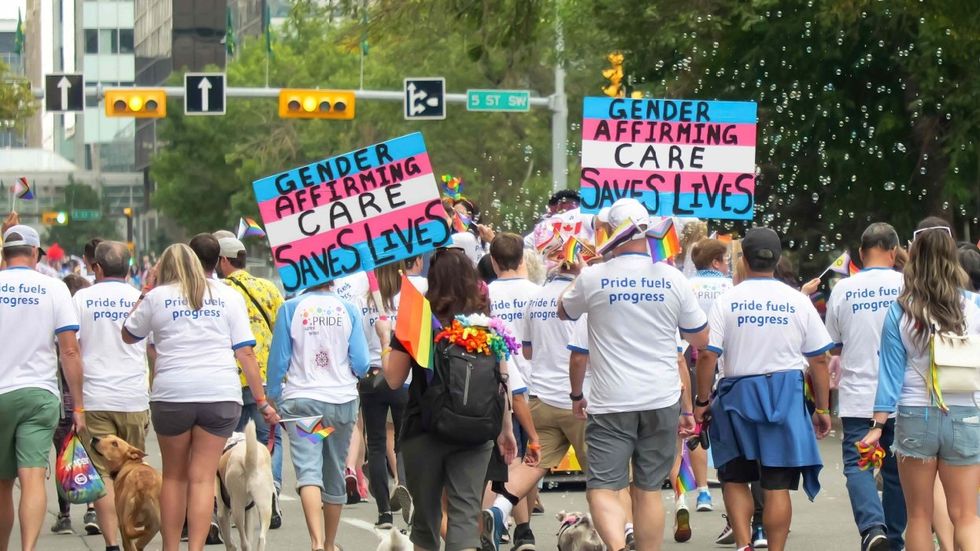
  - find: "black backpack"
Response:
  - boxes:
[420,339,505,446]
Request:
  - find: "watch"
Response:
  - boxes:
[569,392,584,402]
[869,420,886,431]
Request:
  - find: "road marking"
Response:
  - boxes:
[341,517,377,533]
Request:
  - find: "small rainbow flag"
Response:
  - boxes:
[810,292,827,315]
[563,236,581,264]
[596,219,639,256]
[848,259,860,276]
[452,211,472,233]
[237,217,266,239]
[647,219,681,263]
[595,225,610,249]
[441,174,463,200]
[296,420,335,443]
[395,272,433,368]
[675,446,697,496]
[11,177,33,200]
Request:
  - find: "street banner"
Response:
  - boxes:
[579,97,757,220]
[252,132,450,292]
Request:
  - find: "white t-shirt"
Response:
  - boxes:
[523,276,578,409]
[560,253,707,413]
[124,281,254,403]
[707,278,834,378]
[825,268,903,417]
[333,272,369,304]
[0,267,79,396]
[689,270,734,318]
[488,278,541,382]
[74,280,149,411]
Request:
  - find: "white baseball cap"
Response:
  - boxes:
[218,237,246,258]
[607,198,650,239]
[2,225,41,248]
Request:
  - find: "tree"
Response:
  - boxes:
[0,60,36,132]
[45,183,121,255]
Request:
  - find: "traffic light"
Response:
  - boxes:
[123,207,133,218]
[602,52,625,98]
[42,211,68,225]
[278,89,355,120]
[123,207,134,243]
[104,89,167,118]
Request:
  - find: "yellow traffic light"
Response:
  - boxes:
[104,89,167,118]
[278,89,355,120]
[602,52,625,98]
[123,207,133,218]
[42,211,68,225]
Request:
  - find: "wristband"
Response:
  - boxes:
[814,408,830,415]
[694,397,710,407]
[73,407,85,414]
[381,347,391,358]
[526,442,541,451]
[681,412,694,417]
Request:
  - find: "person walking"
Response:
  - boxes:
[267,278,370,551]
[121,243,277,551]
[558,198,707,551]
[694,227,835,551]
[824,223,906,551]
[385,247,518,551]
[863,218,980,551]
[0,225,86,551]
[74,241,151,551]
[215,236,285,528]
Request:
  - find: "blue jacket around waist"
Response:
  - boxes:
[708,369,823,500]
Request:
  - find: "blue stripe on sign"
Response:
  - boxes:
[276,219,449,292]
[583,97,757,124]
[252,132,428,202]
[579,188,754,220]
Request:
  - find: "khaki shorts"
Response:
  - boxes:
[80,410,150,477]
[529,397,588,471]
[0,388,60,479]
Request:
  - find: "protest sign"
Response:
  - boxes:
[252,132,451,292]
[579,97,757,220]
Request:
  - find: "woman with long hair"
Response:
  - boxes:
[385,248,517,551]
[122,243,278,551]
[863,218,980,551]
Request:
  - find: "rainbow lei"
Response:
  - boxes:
[434,314,521,361]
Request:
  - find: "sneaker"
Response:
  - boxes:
[752,525,768,549]
[696,490,713,512]
[715,515,735,545]
[480,506,505,550]
[861,527,889,551]
[625,530,636,550]
[51,514,73,535]
[181,522,188,542]
[500,527,511,545]
[375,512,393,529]
[673,501,692,543]
[83,508,101,535]
[206,520,223,545]
[345,468,359,505]
[270,492,282,530]
[391,484,413,524]
[532,497,544,515]
[513,523,536,551]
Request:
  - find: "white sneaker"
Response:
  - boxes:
[673,498,691,543]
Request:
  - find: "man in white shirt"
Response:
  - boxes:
[559,198,707,551]
[824,223,905,551]
[74,241,149,550]
[0,225,86,551]
[694,227,834,551]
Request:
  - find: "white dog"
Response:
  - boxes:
[556,511,606,551]
[375,527,412,551]
[215,421,275,551]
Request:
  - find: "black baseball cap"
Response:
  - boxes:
[741,227,782,261]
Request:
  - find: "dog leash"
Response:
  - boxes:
[266,423,276,453]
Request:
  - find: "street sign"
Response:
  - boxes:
[44,73,84,113]
[184,73,226,115]
[70,209,101,221]
[404,78,445,120]
[466,89,531,112]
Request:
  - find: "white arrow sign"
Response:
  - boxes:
[198,77,212,112]
[57,76,71,111]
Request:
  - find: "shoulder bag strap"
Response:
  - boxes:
[226,277,273,331]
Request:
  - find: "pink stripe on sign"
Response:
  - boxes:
[580,167,755,194]
[257,154,434,225]
[581,119,756,146]
[270,200,445,268]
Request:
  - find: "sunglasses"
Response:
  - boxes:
[912,225,952,241]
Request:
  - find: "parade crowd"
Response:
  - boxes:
[0,189,978,551]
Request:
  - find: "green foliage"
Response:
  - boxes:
[0,60,36,130]
[44,183,121,253]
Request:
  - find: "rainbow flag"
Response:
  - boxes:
[11,177,33,200]
[237,216,266,239]
[296,419,335,443]
[395,272,433,368]
[595,225,610,249]
[810,292,827,315]
[848,259,860,276]
[675,446,696,496]
[452,211,472,233]
[563,236,581,264]
[441,174,463,200]
[647,219,681,263]
[596,219,638,256]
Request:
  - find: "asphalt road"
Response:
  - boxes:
[14,428,860,550]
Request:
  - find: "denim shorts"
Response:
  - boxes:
[279,398,359,504]
[893,405,980,466]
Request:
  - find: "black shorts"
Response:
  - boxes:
[150,401,241,438]
[717,457,801,491]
